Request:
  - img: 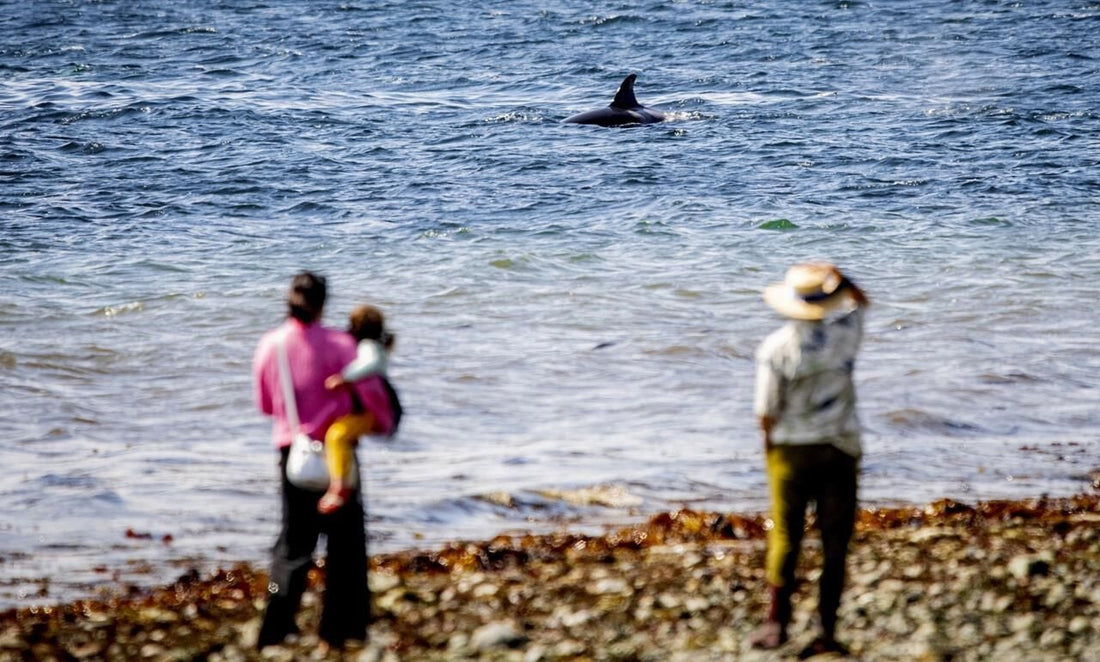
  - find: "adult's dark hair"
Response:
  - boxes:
[286,271,327,323]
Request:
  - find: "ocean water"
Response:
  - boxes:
[1,0,1098,608]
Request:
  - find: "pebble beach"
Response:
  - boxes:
[5,0,1100,624]
[3,489,1099,662]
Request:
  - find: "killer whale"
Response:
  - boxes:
[564,74,667,127]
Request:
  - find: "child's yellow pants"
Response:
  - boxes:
[324,413,375,486]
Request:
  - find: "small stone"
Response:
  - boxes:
[1068,616,1089,635]
[447,633,468,652]
[481,491,517,508]
[1086,585,1100,605]
[552,640,586,658]
[885,611,913,636]
[558,608,594,628]
[589,577,631,595]
[1008,554,1050,580]
[979,591,996,611]
[470,621,526,651]
[607,639,640,659]
[956,623,980,646]
[910,527,953,543]
[139,607,178,624]
[368,572,400,593]
[1010,613,1037,634]
[375,588,408,615]
[235,618,261,649]
[1039,627,1066,647]
[681,552,704,568]
[683,597,710,613]
[69,642,104,659]
[1043,582,1068,608]
[523,644,547,662]
[355,645,385,662]
[220,646,248,662]
[260,647,294,662]
[0,626,26,649]
[472,582,499,599]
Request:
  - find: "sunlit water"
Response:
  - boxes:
[1,0,1098,608]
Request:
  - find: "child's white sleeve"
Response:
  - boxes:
[341,341,387,382]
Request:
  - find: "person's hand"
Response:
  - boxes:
[324,374,345,391]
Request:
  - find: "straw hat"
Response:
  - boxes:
[763,263,854,320]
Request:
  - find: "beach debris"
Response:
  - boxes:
[535,484,643,508]
[1,494,1098,661]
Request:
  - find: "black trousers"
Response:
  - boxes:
[257,447,369,648]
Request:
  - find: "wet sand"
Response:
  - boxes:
[2,492,1098,661]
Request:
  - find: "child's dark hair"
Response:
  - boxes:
[348,304,394,349]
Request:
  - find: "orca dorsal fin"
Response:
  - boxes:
[610,73,639,109]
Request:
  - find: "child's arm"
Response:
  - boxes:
[341,340,388,383]
[325,340,388,391]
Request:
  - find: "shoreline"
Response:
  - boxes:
[2,491,1098,661]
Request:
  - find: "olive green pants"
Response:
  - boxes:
[765,443,858,636]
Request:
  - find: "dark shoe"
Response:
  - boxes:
[255,615,299,650]
[797,635,850,659]
[748,621,788,650]
[256,633,284,650]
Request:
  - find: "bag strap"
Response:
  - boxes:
[275,332,301,433]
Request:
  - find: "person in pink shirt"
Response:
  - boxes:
[252,271,395,653]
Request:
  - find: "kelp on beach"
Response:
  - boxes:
[374,490,1100,576]
[2,492,1099,661]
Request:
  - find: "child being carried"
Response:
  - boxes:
[320,304,400,514]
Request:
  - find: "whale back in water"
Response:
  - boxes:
[564,74,666,127]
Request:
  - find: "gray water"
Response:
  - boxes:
[1,0,1098,609]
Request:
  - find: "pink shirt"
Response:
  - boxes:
[253,319,395,447]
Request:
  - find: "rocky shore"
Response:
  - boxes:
[2,492,1099,662]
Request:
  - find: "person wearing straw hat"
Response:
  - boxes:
[748,262,869,657]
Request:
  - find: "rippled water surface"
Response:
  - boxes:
[2,0,1098,608]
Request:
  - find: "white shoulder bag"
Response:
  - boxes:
[276,334,331,491]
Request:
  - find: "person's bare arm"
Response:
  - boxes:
[759,416,776,453]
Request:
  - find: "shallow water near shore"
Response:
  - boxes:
[1,1,1098,608]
